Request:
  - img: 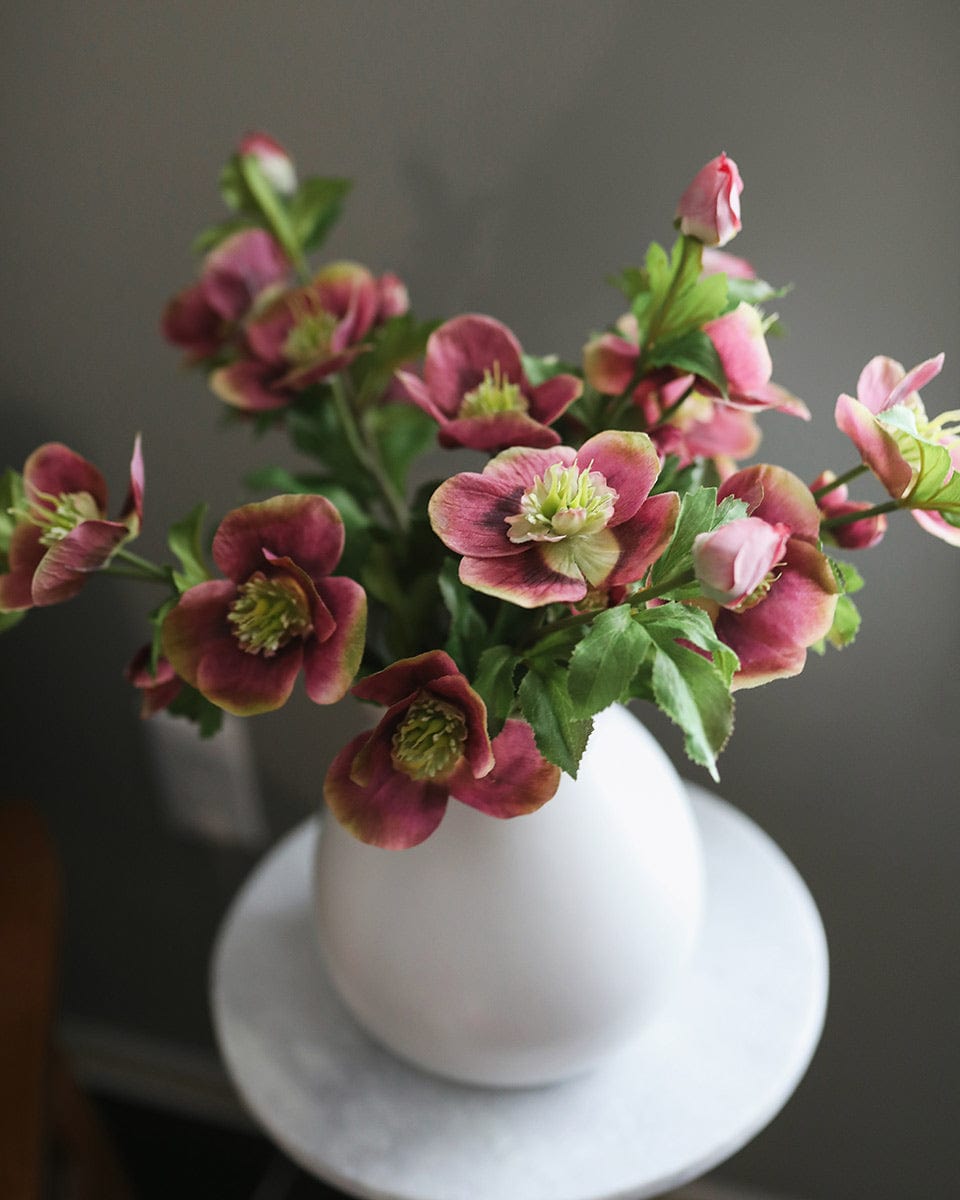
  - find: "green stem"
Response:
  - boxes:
[620,235,699,399]
[111,548,171,583]
[822,499,900,529]
[811,464,868,499]
[330,374,410,533]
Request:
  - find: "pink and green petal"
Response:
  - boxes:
[24,443,108,512]
[120,435,145,529]
[530,374,582,424]
[261,551,336,643]
[213,495,345,584]
[835,394,914,498]
[449,720,560,818]
[542,527,619,589]
[352,650,462,706]
[459,548,587,607]
[607,492,681,586]
[210,360,289,412]
[324,731,449,849]
[302,576,367,704]
[429,473,534,559]
[720,465,822,543]
[31,518,132,606]
[582,333,638,395]
[201,229,289,322]
[437,411,562,451]
[911,508,960,547]
[704,304,772,397]
[165,582,304,715]
[575,431,661,525]
[0,522,46,611]
[314,261,379,341]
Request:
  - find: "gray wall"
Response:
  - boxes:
[2,3,958,1197]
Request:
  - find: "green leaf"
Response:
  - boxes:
[634,604,736,779]
[191,215,258,256]
[825,594,861,650]
[289,176,352,253]
[520,352,578,386]
[355,315,440,408]
[438,558,487,673]
[148,595,179,671]
[471,645,519,738]
[649,487,747,587]
[518,662,593,778]
[646,329,728,395]
[366,402,437,494]
[287,391,376,497]
[607,266,647,302]
[725,276,792,307]
[0,609,27,634]
[0,468,25,560]
[524,622,587,664]
[829,557,865,595]
[165,683,224,739]
[662,272,728,340]
[877,407,960,514]
[567,605,651,718]
[167,504,210,593]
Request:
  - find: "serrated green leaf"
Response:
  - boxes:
[879,407,960,514]
[289,176,352,253]
[567,605,652,718]
[650,487,747,587]
[647,329,728,395]
[524,622,587,664]
[608,266,647,302]
[355,315,440,408]
[648,639,732,780]
[636,601,739,688]
[662,272,728,341]
[518,662,593,778]
[471,645,518,738]
[825,593,861,650]
[724,276,792,308]
[168,503,210,593]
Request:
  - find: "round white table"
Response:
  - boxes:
[211,787,828,1200]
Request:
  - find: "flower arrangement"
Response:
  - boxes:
[2,138,957,849]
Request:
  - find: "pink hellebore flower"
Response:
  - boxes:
[324,651,560,848]
[210,262,380,412]
[125,646,183,717]
[238,131,297,196]
[835,353,960,546]
[693,516,790,608]
[397,315,582,452]
[161,229,290,361]
[162,495,366,715]
[810,471,887,550]
[0,439,143,612]
[632,370,761,471]
[429,431,679,608]
[712,465,840,689]
[675,153,744,248]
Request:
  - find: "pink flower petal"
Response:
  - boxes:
[161,284,225,359]
[607,492,680,586]
[437,411,562,452]
[885,353,945,410]
[120,434,144,527]
[459,546,587,607]
[0,523,46,611]
[302,576,367,704]
[314,261,379,342]
[162,579,303,715]
[210,360,289,412]
[429,472,534,559]
[201,229,289,322]
[834,394,914,498]
[24,443,108,513]
[704,304,771,397]
[528,373,582,425]
[31,519,131,606]
[719,464,822,543]
[582,333,638,395]
[324,731,449,849]
[575,431,661,525]
[911,508,960,547]
[449,719,560,818]
[352,650,461,706]
[213,495,345,584]
[424,315,525,416]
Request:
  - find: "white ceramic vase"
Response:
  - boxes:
[313,703,705,1088]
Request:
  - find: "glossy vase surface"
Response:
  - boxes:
[314,704,704,1087]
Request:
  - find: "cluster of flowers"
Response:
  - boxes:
[3,137,958,848]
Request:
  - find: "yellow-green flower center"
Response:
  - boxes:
[506,462,618,543]
[731,569,779,612]
[459,362,528,419]
[227,571,313,656]
[282,305,338,366]
[13,489,102,547]
[391,693,467,781]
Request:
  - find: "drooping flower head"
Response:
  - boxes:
[835,353,960,545]
[125,646,183,717]
[709,465,840,689]
[429,431,679,607]
[209,262,382,412]
[397,315,582,452]
[324,650,560,848]
[675,153,744,248]
[162,495,366,714]
[0,438,143,612]
[161,229,290,362]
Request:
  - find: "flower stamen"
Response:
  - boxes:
[459,362,528,418]
[228,571,313,656]
[391,693,467,781]
[505,462,618,543]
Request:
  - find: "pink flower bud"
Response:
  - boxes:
[376,271,410,321]
[693,516,789,608]
[238,131,297,196]
[675,153,744,248]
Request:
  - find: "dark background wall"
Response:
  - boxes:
[2,3,958,1197]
